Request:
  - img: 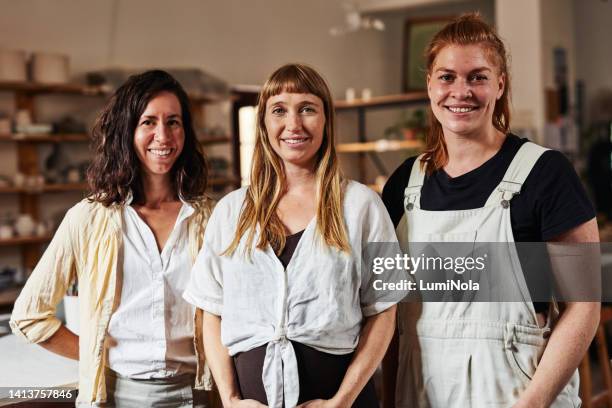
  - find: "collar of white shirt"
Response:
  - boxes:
[124,191,195,217]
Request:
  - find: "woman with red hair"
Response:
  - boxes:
[382,13,599,408]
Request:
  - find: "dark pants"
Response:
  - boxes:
[233,342,379,407]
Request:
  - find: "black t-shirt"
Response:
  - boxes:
[381,134,595,312]
[277,230,304,269]
[382,134,594,241]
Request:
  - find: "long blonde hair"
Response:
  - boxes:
[224,63,350,256]
[422,13,511,173]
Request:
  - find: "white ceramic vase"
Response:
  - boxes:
[14,214,35,237]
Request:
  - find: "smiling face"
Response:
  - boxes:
[427,44,505,139]
[133,91,185,181]
[264,92,325,170]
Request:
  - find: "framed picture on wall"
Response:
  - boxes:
[403,17,455,92]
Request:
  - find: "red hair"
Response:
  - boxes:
[422,13,511,173]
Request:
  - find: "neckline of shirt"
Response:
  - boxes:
[434,134,520,188]
[123,198,194,259]
[286,229,305,239]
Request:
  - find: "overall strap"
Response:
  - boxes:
[404,154,426,211]
[485,142,549,208]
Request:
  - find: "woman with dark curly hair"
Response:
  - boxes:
[11,70,215,407]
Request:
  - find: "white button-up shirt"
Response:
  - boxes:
[107,199,197,379]
[184,181,403,407]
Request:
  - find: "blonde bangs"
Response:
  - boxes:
[224,63,350,258]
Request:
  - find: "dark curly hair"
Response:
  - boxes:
[87,70,208,206]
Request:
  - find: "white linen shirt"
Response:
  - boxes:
[183,181,403,407]
[107,200,197,379]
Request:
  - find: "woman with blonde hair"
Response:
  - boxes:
[184,63,403,407]
[382,13,599,407]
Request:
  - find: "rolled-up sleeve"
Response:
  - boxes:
[10,207,77,343]
[183,206,225,316]
[359,190,408,316]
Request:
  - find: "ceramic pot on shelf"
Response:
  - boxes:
[0,49,27,82]
[30,52,69,84]
[14,214,35,237]
[0,224,12,239]
[35,222,48,237]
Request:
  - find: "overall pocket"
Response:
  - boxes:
[503,326,546,385]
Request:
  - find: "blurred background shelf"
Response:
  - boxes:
[209,176,239,187]
[0,80,105,96]
[0,235,52,247]
[0,285,25,306]
[199,135,232,145]
[337,139,423,153]
[335,93,429,185]
[0,183,88,194]
[0,133,90,143]
[189,92,236,104]
[335,92,429,110]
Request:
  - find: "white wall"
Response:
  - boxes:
[0,0,392,98]
[374,0,495,93]
[495,0,545,142]
[541,0,576,94]
[499,0,578,143]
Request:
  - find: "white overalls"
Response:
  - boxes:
[395,142,581,407]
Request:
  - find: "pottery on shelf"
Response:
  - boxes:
[31,52,69,84]
[14,214,35,237]
[35,222,48,237]
[0,49,27,82]
[0,224,13,239]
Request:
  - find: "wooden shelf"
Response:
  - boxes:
[209,176,239,187]
[335,92,429,183]
[0,186,22,193]
[1,133,234,145]
[0,183,88,194]
[335,92,429,110]
[199,135,232,145]
[42,182,88,192]
[0,80,106,96]
[0,235,52,247]
[337,139,423,153]
[0,285,24,306]
[189,93,236,104]
[0,180,237,193]
[0,133,90,143]
[0,80,229,104]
